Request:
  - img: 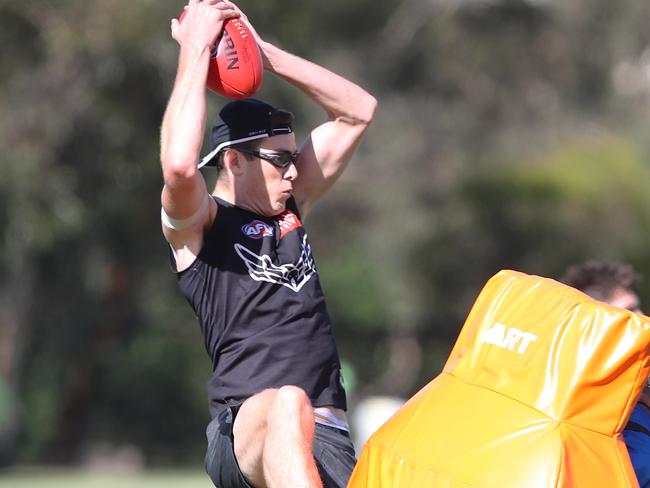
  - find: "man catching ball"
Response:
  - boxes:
[159,1,377,487]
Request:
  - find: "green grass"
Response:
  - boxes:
[0,468,213,488]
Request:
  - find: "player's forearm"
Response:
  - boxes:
[160,45,212,179]
[260,41,377,126]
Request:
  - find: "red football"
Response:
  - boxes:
[178,12,263,99]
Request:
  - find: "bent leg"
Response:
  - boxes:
[233,386,323,488]
[263,386,322,488]
[232,389,276,487]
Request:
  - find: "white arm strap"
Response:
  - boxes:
[161,195,209,231]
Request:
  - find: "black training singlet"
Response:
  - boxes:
[172,196,347,418]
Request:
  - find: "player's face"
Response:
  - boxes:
[607,288,641,314]
[237,134,299,216]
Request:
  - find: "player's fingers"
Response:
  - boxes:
[220,1,239,10]
[214,4,240,17]
[170,18,180,39]
[224,2,249,23]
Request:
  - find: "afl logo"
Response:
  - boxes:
[242,220,274,239]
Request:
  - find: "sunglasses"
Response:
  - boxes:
[237,149,299,169]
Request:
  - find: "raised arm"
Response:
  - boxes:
[159,1,238,265]
[237,9,378,215]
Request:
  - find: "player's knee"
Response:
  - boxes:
[272,385,312,418]
[276,385,310,407]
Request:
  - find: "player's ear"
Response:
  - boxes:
[224,149,245,176]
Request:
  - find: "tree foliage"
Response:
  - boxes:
[2,0,650,466]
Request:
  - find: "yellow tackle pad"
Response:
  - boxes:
[348,270,650,488]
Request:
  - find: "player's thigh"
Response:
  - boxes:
[232,389,278,485]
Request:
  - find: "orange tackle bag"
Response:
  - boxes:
[348,270,650,487]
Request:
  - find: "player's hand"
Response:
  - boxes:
[225,2,266,50]
[170,0,240,49]
[226,2,272,71]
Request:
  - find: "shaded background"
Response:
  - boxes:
[2,0,650,476]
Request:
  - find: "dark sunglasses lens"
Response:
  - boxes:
[277,152,298,167]
[261,151,294,168]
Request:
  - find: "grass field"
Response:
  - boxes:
[0,468,213,488]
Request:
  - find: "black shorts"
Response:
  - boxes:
[204,406,357,488]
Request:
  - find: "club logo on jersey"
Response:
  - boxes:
[242,220,274,239]
[276,210,302,239]
[234,235,316,292]
[482,322,538,355]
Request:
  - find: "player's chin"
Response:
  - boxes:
[268,199,288,216]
